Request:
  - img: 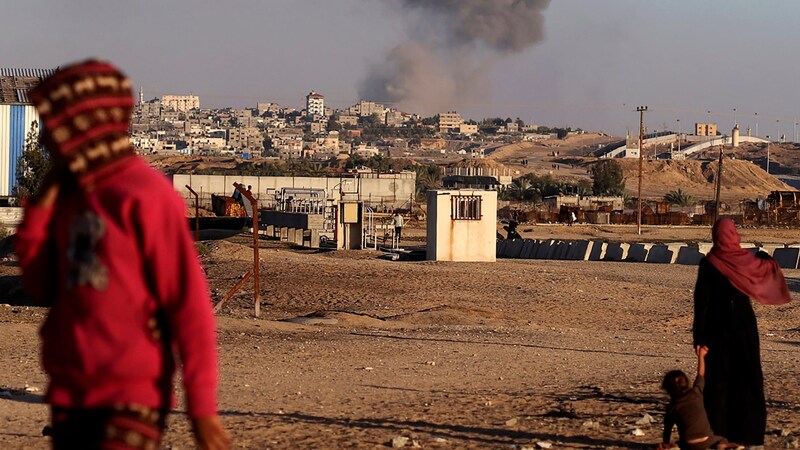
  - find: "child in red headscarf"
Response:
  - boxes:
[16,60,230,450]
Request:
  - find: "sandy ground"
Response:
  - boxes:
[1,224,799,449]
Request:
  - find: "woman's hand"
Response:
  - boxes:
[30,169,63,208]
[192,415,231,450]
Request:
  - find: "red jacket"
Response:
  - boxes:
[16,156,218,417]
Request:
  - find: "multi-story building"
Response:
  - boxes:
[0,68,55,197]
[337,114,359,127]
[139,99,161,118]
[276,138,303,159]
[315,132,340,153]
[257,102,281,116]
[161,95,200,112]
[695,123,717,136]
[306,91,325,117]
[227,127,262,149]
[459,123,478,136]
[349,100,386,118]
[438,111,463,132]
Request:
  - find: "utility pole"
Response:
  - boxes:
[637,106,648,235]
[714,143,723,223]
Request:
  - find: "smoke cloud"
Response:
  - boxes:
[359,0,551,115]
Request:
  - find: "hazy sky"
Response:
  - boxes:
[3,0,800,136]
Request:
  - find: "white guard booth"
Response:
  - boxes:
[426,189,497,262]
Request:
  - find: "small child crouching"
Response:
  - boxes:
[658,346,741,450]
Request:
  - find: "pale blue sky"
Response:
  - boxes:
[3,0,799,136]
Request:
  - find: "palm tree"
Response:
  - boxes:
[509,178,534,201]
[664,188,695,206]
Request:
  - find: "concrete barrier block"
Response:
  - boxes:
[627,243,652,262]
[552,241,569,260]
[545,240,560,259]
[496,240,508,258]
[676,246,703,265]
[645,244,671,264]
[665,243,686,263]
[292,228,304,245]
[773,247,800,269]
[521,239,537,259]
[588,241,607,261]
[534,239,555,259]
[757,243,784,256]
[604,242,629,261]
[698,242,713,255]
[507,239,525,258]
[567,240,593,260]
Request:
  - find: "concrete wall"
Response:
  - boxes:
[173,173,416,211]
[427,189,497,262]
[0,206,23,231]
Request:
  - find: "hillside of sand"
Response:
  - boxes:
[487,135,797,202]
[615,158,795,202]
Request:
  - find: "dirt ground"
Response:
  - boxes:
[1,224,799,449]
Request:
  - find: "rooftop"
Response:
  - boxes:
[0,68,56,104]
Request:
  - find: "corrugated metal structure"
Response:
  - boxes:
[0,104,40,196]
[0,68,53,197]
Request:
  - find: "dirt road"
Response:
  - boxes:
[1,236,798,449]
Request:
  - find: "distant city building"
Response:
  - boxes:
[503,122,520,134]
[438,111,463,132]
[695,122,717,136]
[139,99,161,118]
[349,100,385,118]
[459,123,478,136]
[306,91,325,116]
[337,114,359,127]
[0,68,55,197]
[161,95,200,112]
[257,102,281,116]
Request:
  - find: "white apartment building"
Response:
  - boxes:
[161,95,200,112]
[306,91,325,116]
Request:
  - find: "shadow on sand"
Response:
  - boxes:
[218,410,643,448]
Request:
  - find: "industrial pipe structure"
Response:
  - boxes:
[233,182,261,317]
[185,185,200,241]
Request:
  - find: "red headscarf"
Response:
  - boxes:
[705,218,791,305]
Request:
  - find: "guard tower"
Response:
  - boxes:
[426,189,497,262]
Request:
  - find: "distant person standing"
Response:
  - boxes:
[693,218,791,447]
[569,211,577,226]
[16,60,230,450]
[392,211,404,242]
[232,184,244,206]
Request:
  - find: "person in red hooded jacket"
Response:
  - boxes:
[693,218,791,448]
[16,60,230,450]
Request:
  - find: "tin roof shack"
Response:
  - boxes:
[426,190,497,262]
[544,195,624,224]
[543,195,624,212]
[767,190,800,225]
[442,175,501,190]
